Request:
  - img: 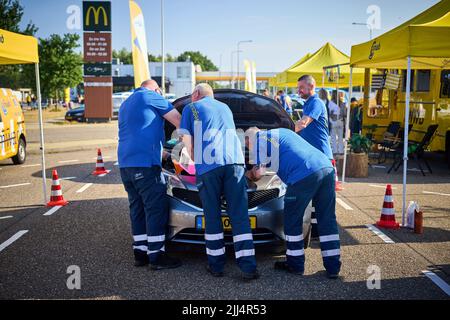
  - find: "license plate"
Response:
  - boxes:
[196,216,256,230]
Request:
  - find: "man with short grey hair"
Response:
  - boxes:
[179,83,259,281]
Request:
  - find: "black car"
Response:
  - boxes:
[65,105,85,122]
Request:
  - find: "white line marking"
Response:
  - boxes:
[21,164,41,168]
[58,159,79,163]
[407,168,422,172]
[422,270,450,296]
[336,198,353,210]
[60,177,77,180]
[366,224,395,244]
[0,216,13,220]
[372,165,386,169]
[76,183,93,193]
[369,184,398,190]
[0,230,29,253]
[43,206,62,216]
[423,191,450,197]
[0,183,31,189]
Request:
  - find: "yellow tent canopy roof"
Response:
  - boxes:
[274,43,366,88]
[350,0,450,69]
[0,28,39,65]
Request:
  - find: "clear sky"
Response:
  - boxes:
[19,0,440,72]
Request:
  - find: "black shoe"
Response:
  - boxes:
[242,269,260,281]
[206,265,224,277]
[134,259,149,267]
[274,261,304,275]
[133,250,149,267]
[149,252,182,270]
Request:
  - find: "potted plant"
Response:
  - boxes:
[346,133,372,177]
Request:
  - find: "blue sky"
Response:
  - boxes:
[19,0,440,72]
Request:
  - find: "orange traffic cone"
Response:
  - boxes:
[47,169,68,207]
[332,159,343,191]
[376,184,400,229]
[92,148,110,175]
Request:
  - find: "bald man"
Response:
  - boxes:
[179,83,259,281]
[118,79,182,270]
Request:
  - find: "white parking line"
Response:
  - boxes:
[58,160,79,163]
[372,165,386,169]
[423,191,450,197]
[422,270,450,296]
[43,206,62,216]
[366,224,395,244]
[0,216,13,220]
[21,164,41,168]
[0,230,29,253]
[60,177,77,180]
[0,183,31,189]
[76,183,93,193]
[369,184,398,190]
[336,198,353,211]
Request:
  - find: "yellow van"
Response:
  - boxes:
[0,88,27,164]
[362,69,450,166]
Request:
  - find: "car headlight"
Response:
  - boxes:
[162,169,187,196]
[265,175,287,197]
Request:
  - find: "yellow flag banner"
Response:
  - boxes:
[244,59,252,92]
[129,0,150,88]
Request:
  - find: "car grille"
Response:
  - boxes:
[171,188,280,209]
[171,228,280,245]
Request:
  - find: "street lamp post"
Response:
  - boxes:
[237,40,252,90]
[161,0,165,95]
[230,50,242,89]
[352,22,373,40]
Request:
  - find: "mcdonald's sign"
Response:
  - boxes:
[83,1,111,32]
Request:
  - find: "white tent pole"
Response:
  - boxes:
[402,56,412,226]
[342,67,353,183]
[35,63,47,205]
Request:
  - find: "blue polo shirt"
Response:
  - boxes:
[118,87,173,168]
[300,94,333,159]
[179,96,244,176]
[253,128,332,185]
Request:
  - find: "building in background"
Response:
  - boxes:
[112,60,195,98]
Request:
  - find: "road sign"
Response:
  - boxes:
[83,1,111,32]
[83,33,111,62]
[84,63,111,77]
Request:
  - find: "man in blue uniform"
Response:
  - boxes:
[295,75,334,239]
[246,127,341,279]
[179,83,259,281]
[118,79,182,270]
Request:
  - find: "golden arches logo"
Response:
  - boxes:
[85,6,108,26]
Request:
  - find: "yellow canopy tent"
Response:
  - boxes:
[278,43,366,87]
[0,28,47,205]
[274,53,311,88]
[346,0,450,223]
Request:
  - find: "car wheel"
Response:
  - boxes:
[12,138,26,165]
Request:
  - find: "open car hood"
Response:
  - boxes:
[164,89,295,140]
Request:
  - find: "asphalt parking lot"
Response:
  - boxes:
[1,142,449,300]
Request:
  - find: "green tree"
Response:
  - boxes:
[112,47,132,64]
[177,51,218,71]
[0,0,38,89]
[38,34,83,104]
